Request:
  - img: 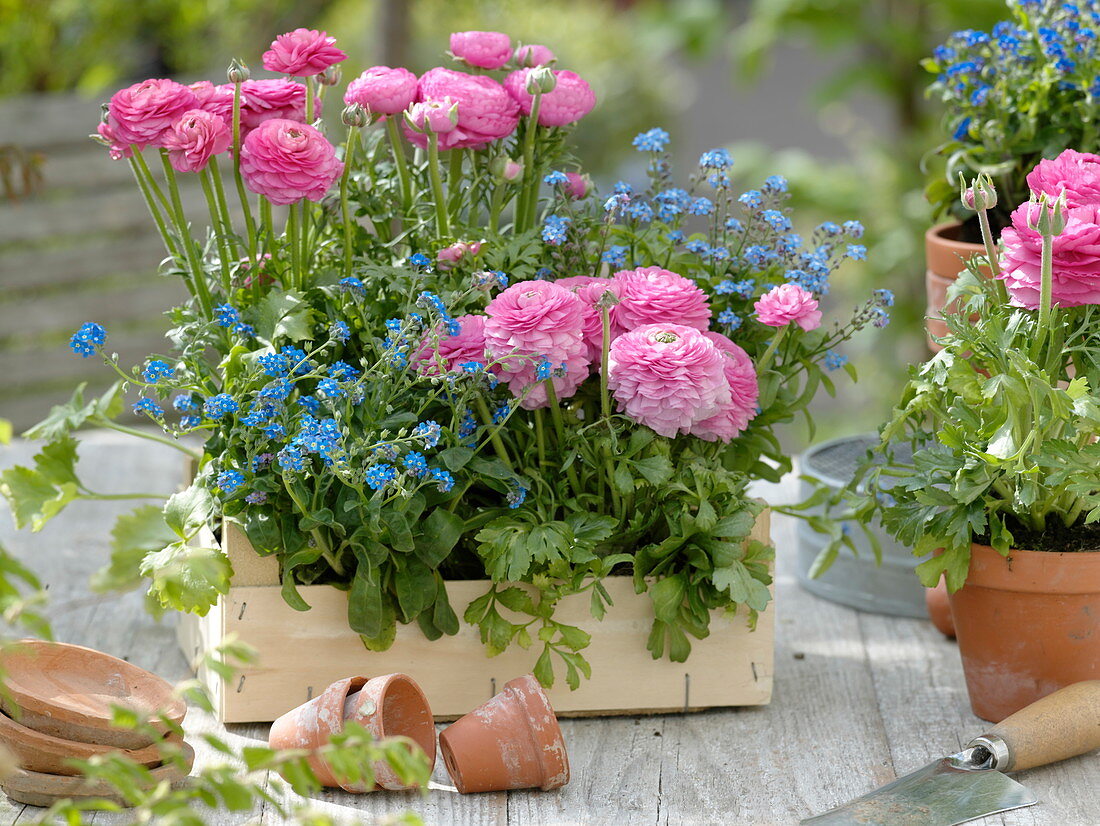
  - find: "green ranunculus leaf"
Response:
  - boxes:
[648,574,686,624]
[712,561,772,612]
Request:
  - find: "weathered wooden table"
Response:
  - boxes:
[1,431,1096,825]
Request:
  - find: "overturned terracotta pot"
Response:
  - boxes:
[439,674,569,794]
[341,673,436,792]
[924,221,988,353]
[269,673,435,792]
[924,579,956,639]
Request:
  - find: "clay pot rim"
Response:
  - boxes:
[0,710,175,770]
[0,639,185,732]
[965,542,1100,593]
[926,220,984,253]
[504,675,569,791]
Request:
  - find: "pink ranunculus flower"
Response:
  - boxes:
[413,315,491,375]
[484,280,591,408]
[189,81,237,127]
[515,44,556,68]
[999,201,1100,308]
[403,68,520,150]
[161,110,232,173]
[436,240,482,268]
[407,98,458,135]
[504,69,596,127]
[239,119,344,205]
[1025,149,1100,208]
[262,28,347,76]
[610,267,711,337]
[690,332,759,443]
[343,66,419,116]
[557,276,617,362]
[107,79,198,148]
[450,31,512,70]
[754,283,822,330]
[564,172,589,199]
[607,324,731,438]
[239,79,314,131]
[96,120,132,161]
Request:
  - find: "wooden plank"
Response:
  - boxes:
[0,236,170,293]
[0,94,112,150]
[0,323,171,386]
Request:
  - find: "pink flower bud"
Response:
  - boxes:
[514,44,556,68]
[405,99,459,134]
[564,172,589,199]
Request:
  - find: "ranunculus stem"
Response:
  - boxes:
[516,94,542,234]
[544,378,581,498]
[127,154,181,261]
[340,127,359,279]
[305,77,314,124]
[426,131,451,237]
[286,201,302,290]
[447,148,464,215]
[598,306,622,517]
[231,81,258,262]
[384,116,413,220]
[207,155,238,257]
[1034,230,1054,361]
[159,150,214,317]
[976,206,1010,305]
[756,324,788,373]
[199,167,233,294]
[474,396,512,468]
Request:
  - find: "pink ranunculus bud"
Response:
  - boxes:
[343,66,419,116]
[239,79,314,131]
[1026,148,1100,209]
[413,315,492,375]
[402,67,520,150]
[241,253,274,288]
[95,119,133,161]
[107,79,199,149]
[1000,201,1100,308]
[607,324,731,438]
[525,66,557,95]
[405,98,459,134]
[490,156,523,181]
[189,81,237,128]
[450,30,512,70]
[162,109,232,173]
[262,28,347,77]
[227,59,250,84]
[436,240,482,268]
[484,280,592,409]
[239,118,344,205]
[504,69,596,127]
[754,283,822,331]
[514,44,556,68]
[690,332,759,443]
[342,102,369,128]
[610,267,711,337]
[564,172,589,199]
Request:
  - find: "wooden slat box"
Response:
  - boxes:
[178,511,774,723]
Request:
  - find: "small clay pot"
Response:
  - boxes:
[0,711,174,775]
[341,673,436,792]
[0,741,194,808]
[439,674,569,794]
[949,543,1100,722]
[268,676,367,788]
[924,579,956,639]
[0,640,185,750]
[924,222,988,353]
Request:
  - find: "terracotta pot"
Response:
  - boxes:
[924,222,989,352]
[439,674,569,794]
[0,711,175,775]
[268,675,367,788]
[340,673,436,792]
[924,579,956,639]
[948,543,1100,722]
[0,640,186,751]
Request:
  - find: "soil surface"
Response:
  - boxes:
[977,516,1100,553]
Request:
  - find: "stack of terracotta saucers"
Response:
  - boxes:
[0,640,192,807]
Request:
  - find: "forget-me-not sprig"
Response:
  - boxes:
[365,463,397,491]
[330,320,351,343]
[217,469,245,494]
[172,394,196,413]
[280,346,313,376]
[244,491,268,505]
[699,148,733,169]
[204,393,239,419]
[428,467,456,493]
[507,484,528,509]
[258,353,289,377]
[338,276,366,296]
[414,420,443,448]
[632,127,670,152]
[69,322,107,358]
[602,245,629,266]
[738,190,763,210]
[214,304,240,328]
[402,451,428,477]
[846,244,867,261]
[328,361,360,382]
[824,350,848,371]
[717,309,743,331]
[142,359,175,384]
[408,253,432,269]
[543,170,569,186]
[541,214,571,245]
[133,398,163,418]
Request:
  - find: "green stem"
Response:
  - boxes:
[98,419,201,460]
[756,325,789,373]
[474,397,512,467]
[534,407,547,466]
[544,379,582,498]
[199,168,233,294]
[976,207,1009,305]
[516,95,542,234]
[447,148,464,214]
[426,131,451,237]
[286,203,301,291]
[130,150,172,215]
[305,77,314,123]
[285,483,345,576]
[231,82,258,261]
[599,306,613,421]
[1033,231,1054,362]
[340,128,359,279]
[159,151,214,317]
[385,117,413,219]
[127,155,181,261]
[85,492,170,501]
[489,182,507,234]
[207,155,238,259]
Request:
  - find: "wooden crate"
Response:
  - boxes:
[178,511,774,723]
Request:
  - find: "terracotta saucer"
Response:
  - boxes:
[0,640,186,750]
[0,711,176,775]
[0,741,194,808]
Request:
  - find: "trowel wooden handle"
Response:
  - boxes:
[979,681,1100,772]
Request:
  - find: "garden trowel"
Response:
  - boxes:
[802,680,1100,825]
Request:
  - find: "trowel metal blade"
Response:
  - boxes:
[801,757,1038,826]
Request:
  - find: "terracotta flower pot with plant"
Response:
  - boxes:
[860,153,1100,722]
